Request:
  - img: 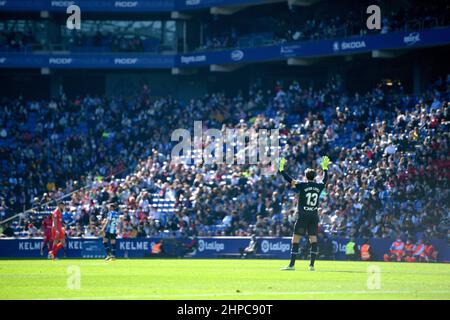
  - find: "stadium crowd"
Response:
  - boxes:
[1,73,449,244]
[67,31,147,53]
[0,26,35,51]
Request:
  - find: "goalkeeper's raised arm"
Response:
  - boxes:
[320,155,330,184]
[278,156,331,186]
[278,157,296,187]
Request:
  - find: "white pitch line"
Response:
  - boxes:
[38,290,450,300]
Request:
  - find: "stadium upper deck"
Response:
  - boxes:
[0,0,449,70]
[2,0,285,13]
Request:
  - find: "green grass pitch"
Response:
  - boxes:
[0,259,449,300]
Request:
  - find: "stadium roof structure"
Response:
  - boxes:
[0,0,320,13]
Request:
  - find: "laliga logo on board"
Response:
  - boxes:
[231,50,244,61]
[197,239,225,252]
[261,240,290,253]
[403,32,421,46]
[114,58,138,65]
[332,241,347,253]
[261,240,270,253]
[332,241,338,253]
[115,1,138,7]
[198,239,205,251]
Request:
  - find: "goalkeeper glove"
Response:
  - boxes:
[279,158,286,172]
[320,156,331,171]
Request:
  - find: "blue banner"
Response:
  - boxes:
[0,237,448,261]
[176,27,450,67]
[0,1,174,12]
[0,238,163,258]
[175,0,277,11]
[0,53,174,69]
[0,0,275,12]
[1,27,449,69]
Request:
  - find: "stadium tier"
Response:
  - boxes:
[0,0,449,68]
[0,74,449,260]
[0,0,281,12]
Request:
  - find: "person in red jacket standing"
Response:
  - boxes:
[49,202,66,260]
[40,214,53,257]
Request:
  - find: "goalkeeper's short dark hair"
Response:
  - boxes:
[305,168,316,181]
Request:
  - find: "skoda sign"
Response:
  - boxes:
[333,40,366,52]
[333,41,340,52]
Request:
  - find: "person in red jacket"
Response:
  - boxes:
[423,240,439,262]
[410,239,426,262]
[384,237,405,262]
[48,201,66,260]
[360,239,374,261]
[40,214,53,257]
[403,238,416,262]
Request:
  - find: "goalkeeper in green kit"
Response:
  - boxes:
[278,156,331,271]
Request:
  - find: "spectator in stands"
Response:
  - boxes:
[0,223,15,237]
[93,31,102,47]
[131,36,144,52]
[0,199,9,221]
[1,75,449,243]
